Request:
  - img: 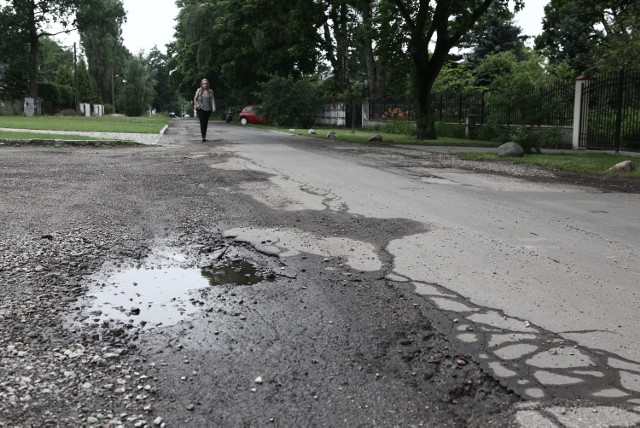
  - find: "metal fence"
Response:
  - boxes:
[578,69,640,151]
[432,83,574,127]
[369,82,575,128]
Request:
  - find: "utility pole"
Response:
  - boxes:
[73,43,79,115]
[111,66,116,114]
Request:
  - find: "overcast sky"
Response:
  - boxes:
[57,0,548,55]
[120,0,179,54]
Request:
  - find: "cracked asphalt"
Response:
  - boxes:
[1,118,639,427]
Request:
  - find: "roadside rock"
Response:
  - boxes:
[497,142,524,157]
[609,160,635,172]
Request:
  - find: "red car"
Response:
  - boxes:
[238,105,269,125]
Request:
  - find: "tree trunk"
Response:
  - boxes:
[414,70,437,140]
[411,37,438,140]
[360,1,382,99]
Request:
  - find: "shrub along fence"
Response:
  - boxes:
[365,72,640,152]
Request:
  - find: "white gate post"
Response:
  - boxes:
[572,75,590,150]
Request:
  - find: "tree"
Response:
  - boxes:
[0,0,81,99]
[388,0,523,139]
[171,0,323,105]
[116,56,155,116]
[145,47,176,113]
[460,2,527,85]
[76,57,99,103]
[256,75,325,127]
[535,0,640,75]
[0,0,125,102]
[76,0,127,104]
[534,0,600,76]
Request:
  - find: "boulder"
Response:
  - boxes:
[368,134,383,142]
[327,131,337,139]
[497,142,524,157]
[608,160,636,172]
[308,129,316,135]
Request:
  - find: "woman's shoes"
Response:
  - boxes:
[202,137,206,142]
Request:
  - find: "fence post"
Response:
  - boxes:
[572,75,590,150]
[614,69,625,153]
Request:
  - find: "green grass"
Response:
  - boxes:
[0,115,168,133]
[0,130,105,140]
[282,127,498,147]
[457,152,640,177]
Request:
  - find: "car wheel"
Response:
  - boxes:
[240,117,248,126]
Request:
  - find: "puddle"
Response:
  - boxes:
[201,260,265,286]
[77,247,267,329]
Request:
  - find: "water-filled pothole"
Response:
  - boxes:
[77,246,269,329]
[201,260,265,286]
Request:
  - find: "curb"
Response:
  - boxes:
[0,138,140,147]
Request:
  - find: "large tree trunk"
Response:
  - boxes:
[414,67,437,140]
[360,0,382,99]
[410,35,439,140]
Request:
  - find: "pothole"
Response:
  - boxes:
[73,245,272,330]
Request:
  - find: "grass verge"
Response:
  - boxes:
[457,152,640,177]
[0,131,105,140]
[0,115,169,133]
[282,127,498,147]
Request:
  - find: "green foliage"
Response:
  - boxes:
[531,126,564,149]
[144,48,176,112]
[55,65,74,87]
[116,57,155,116]
[374,120,416,136]
[256,76,325,128]
[461,2,527,85]
[492,125,565,153]
[38,38,74,83]
[38,82,74,111]
[476,49,574,128]
[535,0,640,76]
[435,123,465,139]
[171,0,322,106]
[77,58,100,104]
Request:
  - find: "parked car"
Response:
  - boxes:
[224,107,241,123]
[168,112,176,118]
[238,105,269,125]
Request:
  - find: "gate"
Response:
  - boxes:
[579,70,640,151]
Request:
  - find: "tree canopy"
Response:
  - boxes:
[535,0,640,75]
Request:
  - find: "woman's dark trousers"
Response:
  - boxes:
[196,109,212,139]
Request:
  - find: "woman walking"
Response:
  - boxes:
[193,78,216,142]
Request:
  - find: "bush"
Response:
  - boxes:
[435,122,465,138]
[532,126,563,148]
[256,76,325,128]
[59,109,77,116]
[375,120,417,136]
[37,82,74,112]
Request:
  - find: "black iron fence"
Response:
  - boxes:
[369,82,575,128]
[578,69,640,152]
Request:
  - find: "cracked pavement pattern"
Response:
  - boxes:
[2,119,640,426]
[210,125,640,424]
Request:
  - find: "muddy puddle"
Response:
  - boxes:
[74,245,269,330]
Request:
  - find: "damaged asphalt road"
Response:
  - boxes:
[1,119,639,426]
